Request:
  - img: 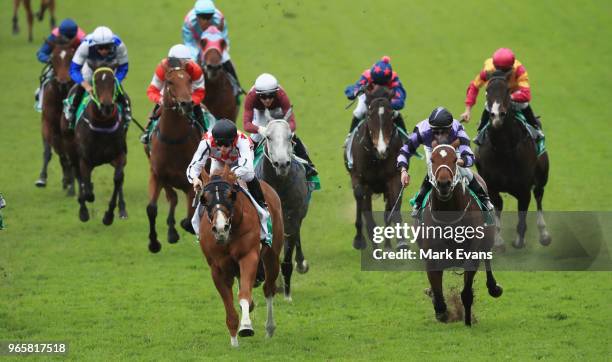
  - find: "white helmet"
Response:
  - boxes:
[168,44,191,59]
[254,73,279,94]
[91,26,114,45]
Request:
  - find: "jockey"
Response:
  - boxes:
[461,48,540,136]
[344,56,407,134]
[65,26,132,124]
[187,119,271,243]
[36,18,86,63]
[398,107,494,217]
[243,73,318,178]
[182,0,243,91]
[141,44,207,144]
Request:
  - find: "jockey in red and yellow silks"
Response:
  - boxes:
[460,48,540,133]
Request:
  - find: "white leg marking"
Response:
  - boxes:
[230,335,238,347]
[239,298,251,327]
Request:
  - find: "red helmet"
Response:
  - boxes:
[492,48,515,70]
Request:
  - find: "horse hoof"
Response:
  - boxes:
[79,208,89,222]
[238,325,254,337]
[493,244,506,253]
[168,228,180,244]
[512,238,525,249]
[295,260,309,274]
[284,294,293,302]
[35,179,47,188]
[102,212,114,226]
[435,311,449,323]
[396,240,410,250]
[119,210,128,219]
[180,218,195,234]
[353,236,366,250]
[148,241,161,253]
[488,284,503,298]
[540,233,552,246]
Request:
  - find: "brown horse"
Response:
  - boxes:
[12,0,34,42]
[199,26,238,121]
[420,140,503,326]
[146,59,200,253]
[36,39,76,196]
[197,166,283,347]
[71,67,127,224]
[475,70,551,249]
[344,86,405,250]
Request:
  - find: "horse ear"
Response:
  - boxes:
[200,38,208,50]
[432,139,439,149]
[451,138,460,149]
[283,107,293,122]
[264,108,272,122]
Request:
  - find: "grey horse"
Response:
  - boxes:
[255,110,310,301]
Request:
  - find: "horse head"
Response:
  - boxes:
[486,70,512,129]
[262,108,294,176]
[200,165,238,244]
[199,25,226,80]
[365,85,395,159]
[49,39,74,92]
[163,57,193,116]
[429,139,461,201]
[91,67,117,118]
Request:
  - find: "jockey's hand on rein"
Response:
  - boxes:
[193,178,203,193]
[457,158,465,167]
[401,168,410,186]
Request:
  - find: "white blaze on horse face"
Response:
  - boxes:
[376,106,387,155]
[213,209,228,238]
[101,73,107,81]
[491,101,502,127]
[59,50,66,60]
[440,149,448,158]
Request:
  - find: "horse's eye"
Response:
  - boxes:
[167,80,173,86]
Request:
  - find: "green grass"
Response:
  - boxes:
[1,0,611,360]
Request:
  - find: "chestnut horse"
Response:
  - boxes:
[197,166,283,347]
[36,39,76,196]
[146,59,200,253]
[420,140,503,326]
[72,67,127,224]
[344,86,406,250]
[199,25,238,121]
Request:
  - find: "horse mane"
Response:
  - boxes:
[368,86,393,101]
[209,164,238,185]
[488,69,511,81]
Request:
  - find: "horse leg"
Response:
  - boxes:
[262,244,280,338]
[484,259,503,298]
[427,270,448,322]
[352,183,366,250]
[281,235,295,301]
[211,265,240,347]
[102,157,125,226]
[164,187,179,244]
[237,250,258,337]
[490,191,505,251]
[77,159,92,222]
[534,153,551,246]
[180,189,196,234]
[385,180,407,250]
[22,0,33,42]
[461,270,476,326]
[59,154,75,196]
[36,138,52,187]
[294,231,309,274]
[146,172,162,253]
[513,191,531,249]
[362,192,379,249]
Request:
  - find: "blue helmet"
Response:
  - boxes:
[59,18,78,39]
[194,0,216,15]
[370,56,393,85]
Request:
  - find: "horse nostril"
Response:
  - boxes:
[212,225,217,233]
[224,224,229,232]
[440,180,451,189]
[284,161,290,168]
[273,161,279,167]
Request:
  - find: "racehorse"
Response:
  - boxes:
[256,110,310,301]
[72,67,128,224]
[146,59,199,253]
[199,25,238,121]
[475,70,551,249]
[420,140,503,326]
[345,86,405,250]
[12,0,34,42]
[197,166,283,347]
[36,39,76,196]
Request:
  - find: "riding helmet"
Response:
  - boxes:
[91,26,114,45]
[212,119,237,146]
[59,18,78,39]
[370,56,393,85]
[255,73,279,94]
[195,0,216,15]
[428,107,454,128]
[492,48,515,70]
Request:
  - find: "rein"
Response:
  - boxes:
[90,67,120,108]
[202,179,237,230]
[428,144,462,200]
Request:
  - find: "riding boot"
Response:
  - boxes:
[193,104,207,132]
[349,116,361,134]
[522,104,541,129]
[247,178,271,243]
[222,60,244,94]
[117,91,133,123]
[468,177,494,211]
[66,84,85,124]
[293,135,318,178]
[412,176,433,218]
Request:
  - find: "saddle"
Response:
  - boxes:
[475,111,546,156]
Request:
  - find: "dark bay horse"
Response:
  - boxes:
[256,111,310,301]
[420,141,503,326]
[146,60,200,253]
[199,25,238,121]
[36,39,75,196]
[344,86,405,250]
[197,166,283,347]
[72,67,127,224]
[475,70,551,249]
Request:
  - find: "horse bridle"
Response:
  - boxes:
[201,179,237,228]
[358,97,397,152]
[90,67,119,109]
[428,144,462,200]
[261,120,295,168]
[163,66,194,116]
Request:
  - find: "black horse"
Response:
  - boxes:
[344,86,406,250]
[475,70,551,249]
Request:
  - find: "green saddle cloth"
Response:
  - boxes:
[409,187,494,225]
[477,111,546,156]
[63,93,124,130]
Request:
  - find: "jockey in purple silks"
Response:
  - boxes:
[398,106,494,217]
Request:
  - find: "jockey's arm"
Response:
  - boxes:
[462,69,488,121]
[186,138,211,186]
[278,91,296,132]
[390,80,407,110]
[242,93,259,134]
[456,125,475,167]
[231,135,255,182]
[69,41,88,84]
[114,42,129,82]
[182,16,201,60]
[146,67,164,104]
[36,35,54,63]
[510,66,531,103]
[344,75,368,100]
[397,124,424,171]
[187,61,205,104]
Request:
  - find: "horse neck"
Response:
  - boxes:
[488,108,523,149]
[430,186,466,212]
[87,102,117,125]
[159,105,192,136]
